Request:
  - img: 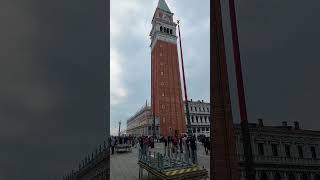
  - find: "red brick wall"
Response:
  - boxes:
[151,40,186,136]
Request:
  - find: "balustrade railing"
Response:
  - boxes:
[237,154,320,166]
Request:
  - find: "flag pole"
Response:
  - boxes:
[177,20,192,137]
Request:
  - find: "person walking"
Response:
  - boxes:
[182,134,189,162]
[144,136,149,155]
[139,136,144,155]
[204,137,210,155]
[164,136,168,157]
[131,137,135,147]
[172,134,179,159]
[179,135,183,153]
[111,137,115,155]
[190,135,197,164]
[167,136,172,158]
[203,136,207,154]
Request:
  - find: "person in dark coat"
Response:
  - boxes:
[179,135,183,153]
[190,135,197,164]
[139,137,144,152]
[204,137,210,155]
[164,136,168,156]
[111,137,115,155]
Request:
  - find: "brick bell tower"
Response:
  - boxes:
[150,0,186,136]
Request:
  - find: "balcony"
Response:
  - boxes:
[237,154,320,166]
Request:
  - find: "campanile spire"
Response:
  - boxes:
[157,0,171,13]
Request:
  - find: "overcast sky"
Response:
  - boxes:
[110,0,210,135]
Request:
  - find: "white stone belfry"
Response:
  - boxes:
[150,0,177,50]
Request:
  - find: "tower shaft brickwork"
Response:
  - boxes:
[150,0,186,136]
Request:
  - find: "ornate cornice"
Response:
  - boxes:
[150,32,177,50]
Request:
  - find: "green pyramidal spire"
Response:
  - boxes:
[158,0,171,13]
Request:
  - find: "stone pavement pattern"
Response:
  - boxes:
[110,142,210,180]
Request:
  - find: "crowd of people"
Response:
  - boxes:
[198,135,210,155]
[109,133,210,164]
[161,134,198,163]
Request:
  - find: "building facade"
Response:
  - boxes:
[235,119,320,180]
[150,0,186,136]
[126,101,320,180]
[126,103,160,137]
[126,100,210,137]
[183,99,210,137]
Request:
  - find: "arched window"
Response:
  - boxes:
[275,173,281,180]
[167,28,169,33]
[315,174,320,180]
[288,174,295,180]
[261,172,268,180]
[170,29,172,34]
[160,26,163,32]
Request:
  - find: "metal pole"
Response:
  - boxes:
[177,20,192,137]
[118,121,121,138]
[228,0,255,179]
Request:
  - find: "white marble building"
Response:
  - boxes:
[126,103,160,137]
[184,99,211,137]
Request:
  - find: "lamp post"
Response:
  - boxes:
[118,121,121,138]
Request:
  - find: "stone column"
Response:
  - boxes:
[311,172,317,180]
[269,171,274,180]
[283,172,288,180]
[241,171,246,180]
[297,173,301,180]
[251,138,257,158]
[254,171,259,180]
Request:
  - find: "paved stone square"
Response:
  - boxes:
[110,142,210,180]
